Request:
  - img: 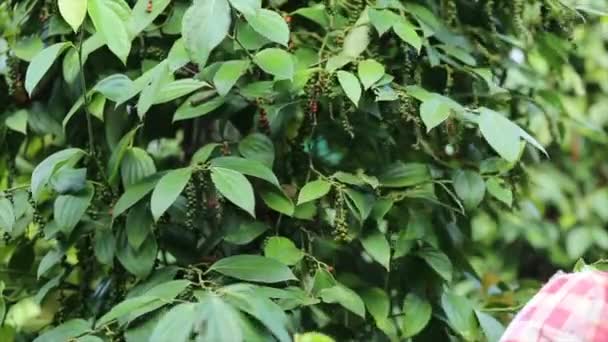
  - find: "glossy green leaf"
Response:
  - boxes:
[475,310,505,342]
[150,168,192,221]
[360,230,391,270]
[244,9,289,46]
[337,71,361,106]
[478,108,521,162]
[126,201,153,250]
[155,79,210,104]
[264,237,304,265]
[393,18,421,52]
[297,179,331,205]
[453,170,486,210]
[420,96,451,132]
[88,0,131,63]
[259,186,295,216]
[182,0,231,66]
[228,0,260,16]
[54,183,94,234]
[173,92,226,121]
[401,293,432,337]
[34,319,91,342]
[121,147,157,189]
[319,285,365,318]
[214,60,250,96]
[441,291,478,340]
[360,287,389,324]
[211,167,255,217]
[486,178,512,207]
[197,294,243,342]
[211,156,279,187]
[379,162,430,188]
[418,248,453,282]
[113,173,163,218]
[58,0,88,32]
[25,42,72,95]
[358,59,385,90]
[0,199,15,233]
[208,255,297,283]
[254,48,294,80]
[238,133,275,167]
[368,9,396,36]
[150,303,197,342]
[116,231,158,278]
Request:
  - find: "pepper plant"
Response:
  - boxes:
[0,0,601,341]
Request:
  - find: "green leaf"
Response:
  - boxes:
[113,173,163,218]
[94,74,134,103]
[238,133,275,168]
[360,287,390,324]
[155,79,210,104]
[116,231,158,278]
[478,108,521,162]
[319,285,366,318]
[192,143,220,164]
[254,48,294,80]
[337,71,361,107]
[13,36,44,62]
[235,21,271,51]
[214,60,250,96]
[138,61,171,117]
[259,186,295,216]
[420,96,451,132]
[295,332,335,342]
[126,201,153,250]
[567,228,593,259]
[264,237,304,265]
[121,147,157,189]
[293,5,330,28]
[368,9,396,36]
[297,180,331,205]
[150,303,197,342]
[358,59,385,90]
[393,18,421,52]
[129,0,172,36]
[197,294,243,342]
[486,178,512,207]
[107,127,139,186]
[360,230,391,270]
[0,199,15,233]
[167,38,189,71]
[150,168,192,221]
[211,167,256,217]
[50,168,87,194]
[94,228,115,265]
[244,8,289,46]
[441,291,478,340]
[208,255,297,283]
[401,293,432,338]
[225,221,269,245]
[379,162,430,188]
[5,110,28,135]
[211,157,278,187]
[475,310,505,342]
[88,0,131,63]
[33,319,91,342]
[58,0,88,32]
[342,12,370,58]
[344,189,373,221]
[54,183,94,234]
[182,0,231,66]
[453,170,486,210]
[25,42,72,96]
[418,248,453,282]
[228,0,260,16]
[96,296,159,328]
[173,92,226,121]
[223,287,290,342]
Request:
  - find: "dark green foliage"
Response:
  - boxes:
[0,0,605,341]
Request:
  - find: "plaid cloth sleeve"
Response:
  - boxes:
[500,269,608,342]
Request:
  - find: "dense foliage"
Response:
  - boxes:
[0,0,606,341]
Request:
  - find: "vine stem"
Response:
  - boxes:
[78,28,95,157]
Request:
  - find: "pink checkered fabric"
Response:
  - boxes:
[500,270,608,342]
